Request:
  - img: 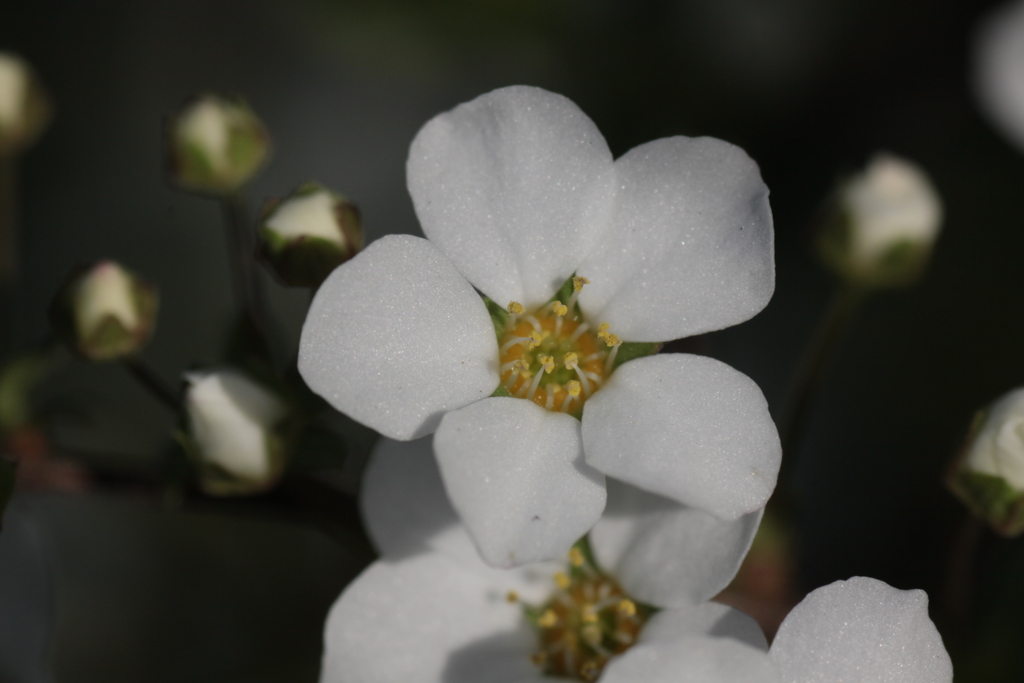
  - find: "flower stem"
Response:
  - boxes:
[121,356,179,413]
[776,281,868,488]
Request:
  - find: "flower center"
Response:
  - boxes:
[498,277,621,415]
[513,545,649,681]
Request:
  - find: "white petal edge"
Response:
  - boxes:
[321,553,536,683]
[769,576,953,683]
[601,636,780,683]
[974,0,1024,152]
[577,136,774,342]
[298,234,498,441]
[590,478,763,607]
[408,85,616,308]
[640,602,769,652]
[582,354,781,519]
[434,397,606,568]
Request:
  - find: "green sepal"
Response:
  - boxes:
[491,384,512,398]
[483,297,510,341]
[951,470,1024,537]
[611,342,662,372]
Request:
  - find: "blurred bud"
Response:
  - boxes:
[0,52,51,156]
[974,0,1024,152]
[948,387,1024,536]
[817,153,942,288]
[165,94,269,195]
[180,368,292,495]
[51,261,158,361]
[258,182,363,287]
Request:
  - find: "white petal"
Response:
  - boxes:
[321,553,536,683]
[298,234,499,441]
[408,86,616,308]
[769,576,953,683]
[640,602,768,652]
[601,637,780,683]
[590,479,762,607]
[577,136,774,342]
[582,354,780,519]
[434,397,606,567]
[974,1,1024,152]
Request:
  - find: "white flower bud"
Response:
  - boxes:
[182,369,290,495]
[51,261,158,361]
[818,153,942,288]
[259,182,363,287]
[166,94,269,195]
[974,0,1024,152]
[0,52,51,155]
[949,387,1024,536]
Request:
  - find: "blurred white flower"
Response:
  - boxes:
[0,54,28,131]
[320,439,953,683]
[299,85,780,567]
[166,94,269,194]
[949,387,1024,535]
[0,52,50,155]
[819,153,942,287]
[975,0,1024,151]
[182,368,289,495]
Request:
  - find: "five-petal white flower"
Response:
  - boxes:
[299,85,781,567]
[321,438,953,683]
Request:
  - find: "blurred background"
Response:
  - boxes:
[2,0,1024,680]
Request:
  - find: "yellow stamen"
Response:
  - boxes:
[573,276,590,292]
[581,622,601,645]
[581,604,598,624]
[560,379,582,412]
[604,334,622,374]
[554,572,571,589]
[580,661,600,681]
[507,301,524,327]
[617,599,636,617]
[550,301,568,317]
[506,591,519,603]
[569,547,585,568]
[538,609,558,628]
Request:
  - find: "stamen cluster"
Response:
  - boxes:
[498,277,621,414]
[515,546,649,681]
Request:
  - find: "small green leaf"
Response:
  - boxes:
[491,384,512,398]
[953,470,1024,536]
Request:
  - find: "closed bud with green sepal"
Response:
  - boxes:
[258,182,363,288]
[948,387,1024,536]
[50,260,158,361]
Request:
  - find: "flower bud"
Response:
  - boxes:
[0,52,52,156]
[180,368,292,495]
[165,94,269,195]
[817,153,942,288]
[50,261,158,361]
[258,182,363,287]
[948,388,1024,536]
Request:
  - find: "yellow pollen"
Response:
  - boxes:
[581,623,602,646]
[572,276,590,292]
[554,572,571,589]
[569,547,585,567]
[538,355,555,374]
[551,301,568,317]
[580,661,601,681]
[597,322,610,335]
[567,380,581,397]
[506,591,519,603]
[563,352,579,368]
[527,330,543,349]
[538,609,558,628]
[617,599,636,617]
[507,301,525,315]
[604,333,622,347]
[581,604,598,623]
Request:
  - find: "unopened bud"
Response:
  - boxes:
[180,368,292,495]
[948,388,1024,536]
[0,53,52,156]
[165,94,269,195]
[817,153,942,288]
[51,261,158,361]
[258,182,363,287]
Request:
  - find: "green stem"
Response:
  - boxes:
[776,281,869,490]
[121,356,179,413]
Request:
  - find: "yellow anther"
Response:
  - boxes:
[527,330,543,349]
[550,301,568,317]
[604,333,622,348]
[617,599,637,617]
[506,591,519,603]
[580,660,601,681]
[507,301,524,315]
[581,623,602,646]
[554,572,571,589]
[538,355,555,374]
[563,351,579,369]
[538,609,558,628]
[530,652,548,666]
[581,604,598,623]
[569,547,585,567]
[597,322,610,335]
[567,380,581,398]
[572,276,590,292]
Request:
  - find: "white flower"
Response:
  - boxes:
[299,86,780,567]
[0,52,50,154]
[948,387,1024,535]
[0,54,29,132]
[182,368,289,495]
[320,438,952,683]
[975,0,1024,151]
